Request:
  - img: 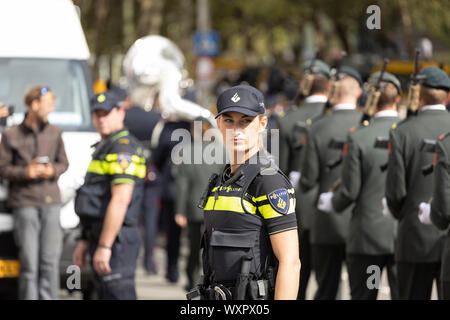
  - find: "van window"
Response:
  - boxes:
[0,58,93,131]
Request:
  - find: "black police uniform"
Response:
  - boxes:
[197,150,297,300]
[75,92,146,300]
[191,85,298,300]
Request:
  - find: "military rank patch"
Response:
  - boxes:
[267,189,290,214]
[118,138,130,144]
[117,153,132,169]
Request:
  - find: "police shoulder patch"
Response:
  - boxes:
[267,188,290,215]
[117,153,133,169]
[118,138,130,144]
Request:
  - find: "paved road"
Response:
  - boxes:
[60,230,438,300]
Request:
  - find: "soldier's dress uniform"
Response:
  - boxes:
[431,132,450,299]
[75,93,146,299]
[300,67,362,300]
[332,110,400,300]
[278,60,330,300]
[385,67,450,300]
[323,72,403,300]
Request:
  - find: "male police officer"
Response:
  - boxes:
[385,67,450,300]
[300,67,362,300]
[195,85,300,300]
[318,72,402,300]
[279,60,331,299]
[72,91,146,299]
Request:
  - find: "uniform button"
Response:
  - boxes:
[45,196,52,204]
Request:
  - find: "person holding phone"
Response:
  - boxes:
[0,86,69,300]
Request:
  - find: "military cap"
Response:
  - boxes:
[215,85,265,118]
[369,71,402,95]
[301,59,331,78]
[419,67,450,91]
[90,91,121,112]
[338,66,363,87]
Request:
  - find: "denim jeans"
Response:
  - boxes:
[13,205,63,300]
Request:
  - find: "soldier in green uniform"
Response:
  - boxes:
[318,72,402,300]
[278,60,331,174]
[278,60,331,300]
[300,67,362,300]
[430,132,450,299]
[174,120,225,291]
[420,132,450,299]
[385,67,450,300]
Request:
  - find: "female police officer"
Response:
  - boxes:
[194,85,300,300]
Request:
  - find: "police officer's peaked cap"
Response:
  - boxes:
[419,67,450,91]
[215,85,265,118]
[338,66,363,87]
[90,91,121,112]
[301,59,331,78]
[369,71,402,95]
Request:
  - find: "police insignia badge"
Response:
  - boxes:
[117,153,132,169]
[267,189,289,214]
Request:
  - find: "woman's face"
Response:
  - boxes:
[217,111,267,156]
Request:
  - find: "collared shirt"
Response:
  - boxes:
[305,95,328,104]
[374,110,399,118]
[333,103,357,111]
[204,151,298,235]
[421,104,447,112]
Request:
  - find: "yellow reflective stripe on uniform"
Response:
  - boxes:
[258,198,296,219]
[253,195,267,202]
[87,159,146,178]
[203,196,257,214]
[105,153,146,164]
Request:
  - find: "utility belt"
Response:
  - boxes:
[187,256,276,301]
[187,278,274,301]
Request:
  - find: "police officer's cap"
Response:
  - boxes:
[301,59,331,78]
[90,91,121,112]
[338,66,363,87]
[419,67,450,92]
[369,71,402,95]
[215,85,265,118]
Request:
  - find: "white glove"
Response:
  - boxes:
[289,171,301,189]
[418,202,432,225]
[381,197,392,218]
[317,192,333,213]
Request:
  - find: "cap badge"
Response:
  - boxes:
[231,93,240,103]
[97,94,106,103]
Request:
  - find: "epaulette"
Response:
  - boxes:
[439,132,450,141]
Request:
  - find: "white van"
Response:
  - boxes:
[0,0,99,298]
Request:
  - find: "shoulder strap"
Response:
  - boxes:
[197,173,220,209]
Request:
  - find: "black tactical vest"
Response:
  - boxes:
[199,153,286,286]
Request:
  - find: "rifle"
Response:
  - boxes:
[322,68,339,115]
[361,58,389,124]
[322,52,347,115]
[299,51,318,97]
[406,49,425,118]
